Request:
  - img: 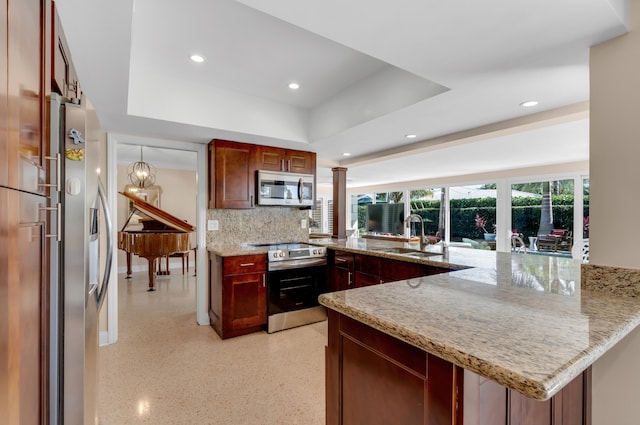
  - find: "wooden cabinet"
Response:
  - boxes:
[326,310,456,425]
[0,187,48,425]
[209,253,267,339]
[359,253,451,286]
[1,0,50,423]
[51,5,80,99]
[5,0,48,194]
[329,250,453,290]
[209,139,256,209]
[0,0,7,187]
[326,310,591,425]
[256,145,316,174]
[208,140,317,209]
[354,255,380,287]
[462,368,590,425]
[330,251,355,291]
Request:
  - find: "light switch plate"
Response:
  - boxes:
[207,220,219,231]
[301,219,307,229]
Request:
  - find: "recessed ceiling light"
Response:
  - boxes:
[342,152,351,156]
[520,100,538,107]
[288,82,300,90]
[190,54,205,63]
[405,134,417,139]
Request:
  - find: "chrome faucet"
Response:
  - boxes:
[405,214,427,250]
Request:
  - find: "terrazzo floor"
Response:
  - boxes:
[98,270,326,425]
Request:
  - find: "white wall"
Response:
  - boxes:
[590,2,640,423]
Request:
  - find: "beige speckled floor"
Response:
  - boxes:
[98,271,326,425]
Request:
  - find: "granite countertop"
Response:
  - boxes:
[207,237,640,400]
[318,238,640,401]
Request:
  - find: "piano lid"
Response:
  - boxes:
[119,191,195,233]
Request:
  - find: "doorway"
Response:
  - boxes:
[104,135,208,345]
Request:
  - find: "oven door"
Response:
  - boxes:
[267,264,326,316]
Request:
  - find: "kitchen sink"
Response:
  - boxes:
[400,251,439,258]
[370,247,419,254]
[369,247,439,258]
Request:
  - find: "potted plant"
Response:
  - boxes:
[475,214,496,241]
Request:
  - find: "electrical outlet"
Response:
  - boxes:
[207,220,219,231]
[301,219,307,229]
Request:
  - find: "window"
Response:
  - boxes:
[511,179,574,255]
[449,184,496,247]
[310,199,323,234]
[409,188,444,243]
[327,200,334,235]
[583,178,589,239]
[346,171,587,258]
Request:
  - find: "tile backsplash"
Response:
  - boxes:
[207,207,310,245]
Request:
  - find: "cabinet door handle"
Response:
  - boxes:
[336,258,346,263]
[39,153,61,192]
[281,159,285,171]
[250,195,254,207]
[348,271,352,286]
[240,263,255,267]
[263,274,266,287]
[287,159,291,171]
[40,202,62,242]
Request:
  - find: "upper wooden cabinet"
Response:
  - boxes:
[209,139,256,209]
[256,145,316,174]
[209,139,316,209]
[0,0,8,187]
[4,0,49,194]
[51,5,80,99]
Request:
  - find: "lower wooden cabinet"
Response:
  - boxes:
[463,368,590,425]
[330,251,355,291]
[326,310,456,425]
[326,310,591,425]
[329,250,453,290]
[209,253,266,339]
[0,187,48,425]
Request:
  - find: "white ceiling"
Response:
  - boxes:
[56,0,629,187]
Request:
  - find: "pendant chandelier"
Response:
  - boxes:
[128,146,156,188]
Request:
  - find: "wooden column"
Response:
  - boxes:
[332,167,347,240]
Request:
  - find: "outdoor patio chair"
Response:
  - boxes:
[511,235,527,253]
[537,229,572,252]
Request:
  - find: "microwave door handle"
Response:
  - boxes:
[297,177,303,204]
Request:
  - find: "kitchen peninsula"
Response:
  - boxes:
[317,238,640,424]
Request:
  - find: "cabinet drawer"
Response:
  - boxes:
[333,251,354,269]
[223,254,266,275]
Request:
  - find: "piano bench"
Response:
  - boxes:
[169,251,190,275]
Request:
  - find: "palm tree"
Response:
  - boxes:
[438,187,446,238]
[538,181,553,235]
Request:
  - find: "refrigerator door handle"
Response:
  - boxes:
[96,179,113,311]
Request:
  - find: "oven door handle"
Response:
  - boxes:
[268,257,327,271]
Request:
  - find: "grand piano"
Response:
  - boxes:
[118,191,195,291]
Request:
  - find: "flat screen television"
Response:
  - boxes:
[366,203,405,235]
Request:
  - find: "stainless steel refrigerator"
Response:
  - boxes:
[48,93,113,425]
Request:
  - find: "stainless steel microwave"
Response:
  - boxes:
[257,170,314,207]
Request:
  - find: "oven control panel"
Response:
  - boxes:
[268,247,326,262]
